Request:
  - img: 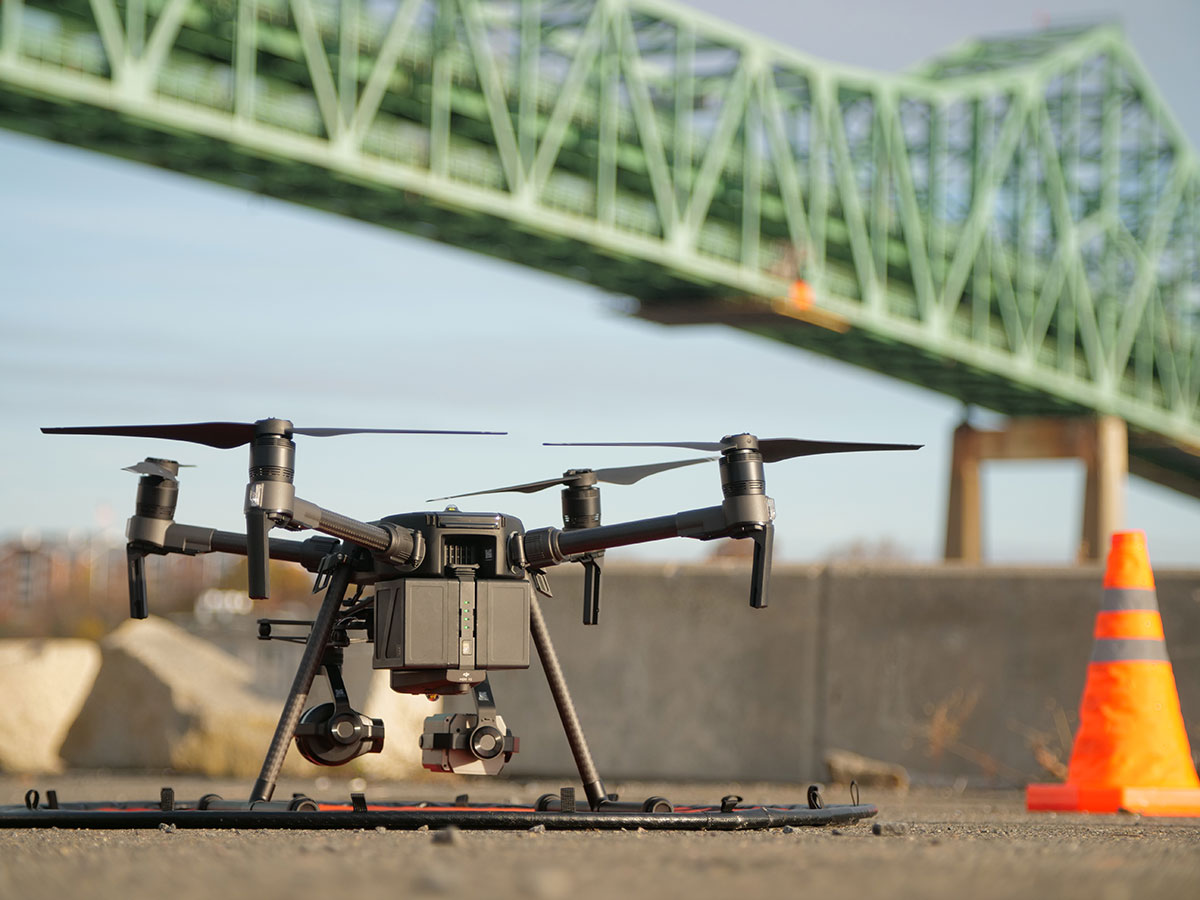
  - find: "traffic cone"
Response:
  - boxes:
[1027,531,1200,815]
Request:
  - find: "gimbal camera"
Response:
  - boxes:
[44,418,919,811]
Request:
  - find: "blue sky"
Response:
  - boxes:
[2,0,1198,567]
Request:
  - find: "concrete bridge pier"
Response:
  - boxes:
[944,416,1128,563]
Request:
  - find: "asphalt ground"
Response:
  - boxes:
[1,773,1198,900]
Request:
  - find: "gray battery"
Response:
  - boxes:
[373,577,531,673]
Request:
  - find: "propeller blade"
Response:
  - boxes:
[547,437,922,463]
[429,456,715,502]
[757,438,923,463]
[44,422,255,449]
[592,457,715,485]
[121,461,189,481]
[545,441,725,452]
[295,427,505,438]
[429,475,572,502]
[44,422,506,449]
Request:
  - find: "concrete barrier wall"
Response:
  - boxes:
[488,565,825,782]
[8,564,1197,784]
[487,563,1200,786]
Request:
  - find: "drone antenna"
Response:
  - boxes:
[126,548,149,619]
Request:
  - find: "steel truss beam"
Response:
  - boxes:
[1,2,1198,484]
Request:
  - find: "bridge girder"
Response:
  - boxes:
[1,0,1198,488]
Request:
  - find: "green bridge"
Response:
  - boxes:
[2,0,1198,498]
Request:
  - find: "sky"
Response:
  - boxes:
[1,0,1198,568]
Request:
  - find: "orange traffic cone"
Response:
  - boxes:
[1027,531,1200,815]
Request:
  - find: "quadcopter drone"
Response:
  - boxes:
[42,418,919,813]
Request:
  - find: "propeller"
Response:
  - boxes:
[544,435,922,463]
[121,460,195,481]
[43,421,505,449]
[44,418,504,602]
[428,457,715,502]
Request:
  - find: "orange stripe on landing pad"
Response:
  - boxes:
[314,811,530,816]
[313,804,742,814]
[1093,611,1165,640]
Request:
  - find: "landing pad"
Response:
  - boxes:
[2,790,876,831]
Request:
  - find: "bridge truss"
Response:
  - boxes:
[1,0,1198,491]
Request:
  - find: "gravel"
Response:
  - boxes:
[1,774,1197,900]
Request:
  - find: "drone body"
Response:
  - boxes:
[373,509,532,695]
[41,418,920,810]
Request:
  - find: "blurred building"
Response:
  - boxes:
[0,533,240,637]
[0,533,73,619]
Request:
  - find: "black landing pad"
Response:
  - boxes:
[2,788,876,831]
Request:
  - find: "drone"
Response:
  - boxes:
[41,418,920,815]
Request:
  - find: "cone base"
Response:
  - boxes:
[1027,783,1200,817]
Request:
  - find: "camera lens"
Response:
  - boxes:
[469,725,504,760]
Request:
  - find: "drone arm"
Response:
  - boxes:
[524,512,681,566]
[525,501,773,609]
[549,501,757,557]
[130,521,338,566]
[675,505,742,540]
[288,500,387,550]
[524,504,734,566]
[132,502,414,570]
[208,530,341,573]
[283,496,422,569]
[245,485,420,599]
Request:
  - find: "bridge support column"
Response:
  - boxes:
[943,416,1127,563]
[944,423,982,562]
